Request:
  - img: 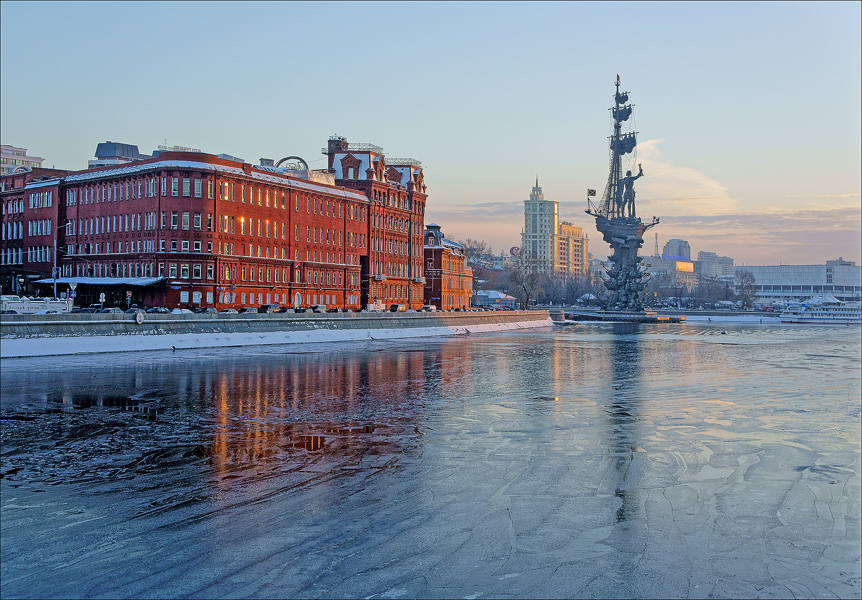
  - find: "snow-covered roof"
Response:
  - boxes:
[477,290,515,300]
[35,276,167,287]
[62,159,368,203]
[24,179,62,189]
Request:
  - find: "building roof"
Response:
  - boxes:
[477,290,515,300]
[35,277,168,287]
[94,142,149,160]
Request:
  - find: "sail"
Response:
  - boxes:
[613,106,632,122]
[615,92,628,104]
[611,133,637,155]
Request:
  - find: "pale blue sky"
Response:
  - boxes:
[2,1,860,265]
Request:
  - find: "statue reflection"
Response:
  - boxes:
[606,323,645,525]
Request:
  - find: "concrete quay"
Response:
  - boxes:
[564,309,685,323]
[0,310,553,358]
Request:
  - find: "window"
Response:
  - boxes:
[162,177,167,196]
[193,264,202,279]
[181,264,189,278]
[181,241,189,252]
[194,213,201,230]
[169,263,177,277]
[193,241,201,252]
[171,240,178,252]
[183,178,190,197]
[182,212,189,230]
[207,264,213,279]
[207,214,213,232]
[171,211,178,229]
[160,240,165,252]
[172,177,179,196]
[194,179,202,197]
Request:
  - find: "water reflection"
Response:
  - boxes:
[607,323,644,524]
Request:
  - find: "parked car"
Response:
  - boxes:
[389,304,407,312]
[100,307,123,313]
[171,308,193,314]
[124,306,146,314]
[146,307,170,314]
[1,309,19,314]
[419,305,436,312]
[238,307,258,314]
[327,307,342,313]
[219,308,238,314]
[310,305,327,313]
[258,304,279,313]
[193,307,218,314]
[275,307,295,313]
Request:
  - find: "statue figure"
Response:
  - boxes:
[618,164,644,217]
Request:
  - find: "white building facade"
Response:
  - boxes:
[521,180,587,278]
[737,258,861,304]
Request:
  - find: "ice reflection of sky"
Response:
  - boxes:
[1,323,860,599]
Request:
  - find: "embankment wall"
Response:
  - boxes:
[0,311,552,358]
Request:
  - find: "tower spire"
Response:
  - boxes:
[535,174,539,188]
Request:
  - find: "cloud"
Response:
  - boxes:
[632,138,742,216]
[659,207,861,264]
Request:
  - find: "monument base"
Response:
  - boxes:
[566,309,685,323]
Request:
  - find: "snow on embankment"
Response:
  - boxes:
[0,312,553,358]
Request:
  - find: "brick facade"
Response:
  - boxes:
[423,224,473,310]
[1,138,441,311]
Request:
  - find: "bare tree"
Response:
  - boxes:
[455,238,492,292]
[735,269,757,308]
[507,253,542,309]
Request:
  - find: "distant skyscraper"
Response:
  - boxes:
[521,178,588,278]
[662,238,691,261]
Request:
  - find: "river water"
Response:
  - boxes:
[1,322,860,599]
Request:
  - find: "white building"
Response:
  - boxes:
[1,145,44,175]
[698,251,734,278]
[521,179,587,278]
[737,258,861,304]
[662,238,691,261]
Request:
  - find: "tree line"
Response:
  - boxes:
[456,237,758,309]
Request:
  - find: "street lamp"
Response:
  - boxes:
[53,222,73,299]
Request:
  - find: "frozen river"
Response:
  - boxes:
[1,322,860,599]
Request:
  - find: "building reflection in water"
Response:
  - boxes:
[34,344,477,490]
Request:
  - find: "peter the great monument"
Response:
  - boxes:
[587,75,661,314]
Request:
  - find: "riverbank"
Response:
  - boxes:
[0,310,553,358]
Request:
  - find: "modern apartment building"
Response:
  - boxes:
[521,179,588,279]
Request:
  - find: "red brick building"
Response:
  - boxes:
[2,137,432,311]
[325,137,427,309]
[1,167,72,295]
[423,224,473,310]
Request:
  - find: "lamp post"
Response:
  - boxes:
[53,222,72,299]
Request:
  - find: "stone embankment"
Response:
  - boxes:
[0,310,553,358]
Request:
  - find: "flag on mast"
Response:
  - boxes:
[587,189,596,196]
